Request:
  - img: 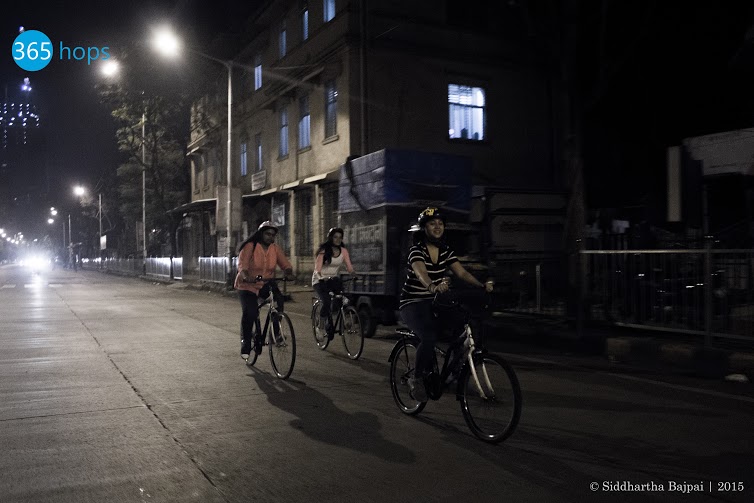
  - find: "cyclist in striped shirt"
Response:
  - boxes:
[399,207,493,402]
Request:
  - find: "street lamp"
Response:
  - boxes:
[153,27,235,283]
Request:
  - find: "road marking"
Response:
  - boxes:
[48,284,63,288]
[1,284,15,289]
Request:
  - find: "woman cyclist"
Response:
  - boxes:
[312,227,355,339]
[234,221,293,359]
[399,207,493,402]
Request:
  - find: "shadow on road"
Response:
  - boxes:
[248,367,416,464]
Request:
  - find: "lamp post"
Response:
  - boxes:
[153,28,235,284]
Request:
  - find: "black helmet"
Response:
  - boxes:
[328,227,344,239]
[417,207,446,228]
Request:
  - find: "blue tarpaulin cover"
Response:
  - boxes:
[338,149,472,214]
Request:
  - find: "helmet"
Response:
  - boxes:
[257,221,278,234]
[417,207,446,228]
[327,227,344,239]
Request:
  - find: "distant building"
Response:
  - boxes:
[0,77,44,240]
[177,0,562,275]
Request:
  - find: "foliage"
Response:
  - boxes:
[99,65,191,257]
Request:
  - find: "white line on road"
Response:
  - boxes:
[1,284,15,289]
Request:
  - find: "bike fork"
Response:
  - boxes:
[466,353,494,399]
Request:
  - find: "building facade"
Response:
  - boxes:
[179,0,561,277]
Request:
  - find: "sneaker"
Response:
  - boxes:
[241,338,251,359]
[407,376,428,402]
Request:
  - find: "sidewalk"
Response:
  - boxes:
[486,312,754,380]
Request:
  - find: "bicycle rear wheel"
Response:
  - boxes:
[389,340,426,415]
[341,306,364,360]
[459,353,521,444]
[269,312,296,379]
[311,301,329,350]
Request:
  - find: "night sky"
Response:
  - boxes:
[1,0,258,196]
[2,1,754,236]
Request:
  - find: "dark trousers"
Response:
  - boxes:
[314,277,343,320]
[399,300,438,378]
[238,283,284,343]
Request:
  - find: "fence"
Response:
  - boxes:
[490,253,567,316]
[199,257,230,284]
[581,249,754,343]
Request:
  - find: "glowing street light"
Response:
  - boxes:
[101,60,120,77]
[152,27,181,58]
[153,27,236,282]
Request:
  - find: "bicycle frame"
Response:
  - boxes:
[392,296,494,401]
[315,276,356,330]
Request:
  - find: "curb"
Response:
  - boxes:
[606,337,754,379]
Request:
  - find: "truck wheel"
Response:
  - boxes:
[358,305,377,339]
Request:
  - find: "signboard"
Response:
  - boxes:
[272,196,286,226]
[100,235,106,251]
[251,170,266,191]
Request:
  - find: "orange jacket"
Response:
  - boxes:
[234,241,293,294]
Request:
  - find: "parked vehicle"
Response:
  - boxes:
[338,149,474,337]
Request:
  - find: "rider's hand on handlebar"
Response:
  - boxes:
[283,268,294,281]
[433,278,450,294]
[484,279,494,293]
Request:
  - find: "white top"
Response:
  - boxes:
[312,253,346,286]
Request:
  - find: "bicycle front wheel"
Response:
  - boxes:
[389,340,426,415]
[341,306,364,360]
[269,312,296,379]
[245,320,261,367]
[311,301,329,350]
[459,353,521,444]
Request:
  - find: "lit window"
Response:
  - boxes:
[324,80,337,138]
[324,0,335,22]
[254,54,262,90]
[240,141,248,176]
[279,107,289,157]
[279,20,287,59]
[298,95,310,149]
[255,133,263,172]
[448,84,485,141]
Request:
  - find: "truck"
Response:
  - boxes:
[337,149,474,337]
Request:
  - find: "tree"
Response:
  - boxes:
[99,78,191,257]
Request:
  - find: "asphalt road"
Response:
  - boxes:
[1,263,753,503]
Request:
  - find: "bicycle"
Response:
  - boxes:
[388,290,522,443]
[311,276,364,359]
[245,276,296,380]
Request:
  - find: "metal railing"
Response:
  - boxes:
[145,257,172,279]
[581,249,754,342]
[490,253,567,316]
[199,257,229,284]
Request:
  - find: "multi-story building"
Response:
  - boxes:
[178,0,561,277]
[0,78,44,244]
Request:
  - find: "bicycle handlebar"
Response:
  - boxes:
[253,276,291,283]
[320,275,359,282]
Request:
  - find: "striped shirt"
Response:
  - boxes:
[399,243,458,308]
